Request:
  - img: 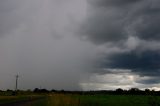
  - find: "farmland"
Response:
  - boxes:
[0,95,47,106]
[0,93,160,106]
[46,94,160,106]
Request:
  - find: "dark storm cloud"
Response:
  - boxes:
[101,51,160,76]
[136,77,160,84]
[78,0,160,86]
[79,0,160,44]
[134,15,160,40]
[79,6,127,43]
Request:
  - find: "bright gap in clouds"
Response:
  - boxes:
[80,69,160,91]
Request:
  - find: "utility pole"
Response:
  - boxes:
[15,75,19,91]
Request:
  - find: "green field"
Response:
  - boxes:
[0,94,160,106]
[46,94,160,106]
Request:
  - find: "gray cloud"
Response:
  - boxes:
[88,0,141,7]
[79,0,160,44]
[136,77,160,84]
[0,0,93,90]
[78,0,160,87]
[101,51,160,76]
[79,6,127,44]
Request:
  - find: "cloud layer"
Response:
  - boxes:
[0,0,93,90]
[1,0,160,90]
[80,0,160,43]
[78,0,160,89]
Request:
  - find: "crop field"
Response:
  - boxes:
[0,94,160,106]
[46,94,160,106]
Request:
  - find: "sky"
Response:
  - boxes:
[0,0,160,91]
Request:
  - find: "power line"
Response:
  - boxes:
[15,75,19,91]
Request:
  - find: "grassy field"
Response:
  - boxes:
[0,95,47,106]
[46,94,160,106]
[0,94,160,106]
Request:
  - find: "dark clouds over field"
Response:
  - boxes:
[81,0,160,43]
[0,0,160,90]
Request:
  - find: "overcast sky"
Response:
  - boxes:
[0,0,160,91]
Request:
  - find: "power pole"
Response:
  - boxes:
[15,75,19,91]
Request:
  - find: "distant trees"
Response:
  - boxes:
[116,88,123,92]
[129,88,140,92]
[115,88,124,94]
[33,88,49,93]
[0,87,160,96]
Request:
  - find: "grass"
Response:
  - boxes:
[1,94,160,106]
[46,94,160,106]
[0,95,46,105]
[22,97,48,106]
[47,94,80,106]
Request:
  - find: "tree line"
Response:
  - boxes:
[1,88,160,96]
